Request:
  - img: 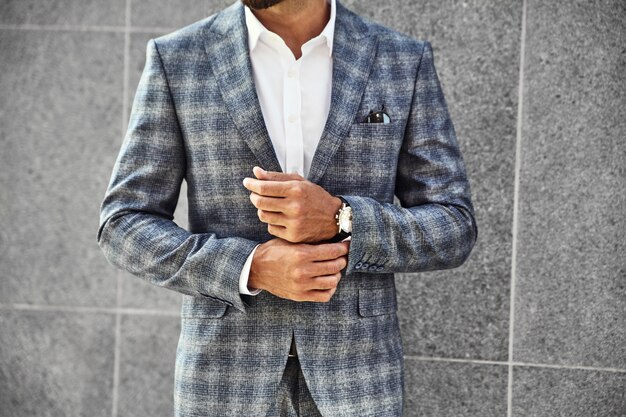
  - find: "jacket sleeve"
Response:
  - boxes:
[97,39,257,312]
[341,41,477,275]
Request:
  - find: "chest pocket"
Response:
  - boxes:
[343,121,402,148]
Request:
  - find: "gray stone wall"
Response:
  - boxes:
[0,0,623,416]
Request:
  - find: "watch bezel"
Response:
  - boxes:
[338,205,352,233]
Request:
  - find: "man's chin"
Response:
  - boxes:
[240,0,284,9]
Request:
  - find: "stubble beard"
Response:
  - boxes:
[240,0,285,9]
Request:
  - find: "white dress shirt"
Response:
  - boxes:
[239,0,336,295]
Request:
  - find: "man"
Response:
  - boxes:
[98,0,477,415]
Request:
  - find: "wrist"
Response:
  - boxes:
[325,196,344,239]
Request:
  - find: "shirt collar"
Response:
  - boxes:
[244,0,336,56]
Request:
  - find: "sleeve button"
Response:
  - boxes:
[368,265,378,271]
[355,262,363,269]
[361,263,369,268]
[376,266,384,271]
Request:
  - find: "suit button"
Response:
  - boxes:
[368,265,378,271]
[361,263,369,269]
[376,266,384,271]
[355,262,363,269]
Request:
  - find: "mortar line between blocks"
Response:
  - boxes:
[0,23,175,33]
[0,302,180,316]
[404,355,508,366]
[511,361,626,374]
[508,0,528,415]
[112,1,132,415]
[121,2,131,140]
[0,23,125,32]
[403,355,626,374]
[111,291,122,417]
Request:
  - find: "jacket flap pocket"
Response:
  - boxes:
[358,286,398,317]
[182,294,229,318]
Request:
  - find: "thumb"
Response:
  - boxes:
[253,166,305,181]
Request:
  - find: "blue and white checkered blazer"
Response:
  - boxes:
[98,1,477,415]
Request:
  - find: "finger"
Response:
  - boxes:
[284,286,337,302]
[294,275,336,292]
[250,193,289,212]
[267,223,287,238]
[306,287,337,303]
[309,242,351,261]
[287,289,332,303]
[308,273,342,290]
[253,166,305,182]
[243,178,292,197]
[257,209,286,226]
[307,257,348,276]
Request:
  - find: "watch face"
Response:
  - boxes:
[339,208,352,233]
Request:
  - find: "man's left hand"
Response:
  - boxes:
[243,166,342,243]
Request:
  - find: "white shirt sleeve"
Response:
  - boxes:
[239,244,262,295]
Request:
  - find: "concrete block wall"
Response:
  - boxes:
[0,0,623,415]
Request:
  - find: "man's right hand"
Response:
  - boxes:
[248,238,350,303]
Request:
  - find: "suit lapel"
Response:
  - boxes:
[202,2,282,173]
[202,1,378,180]
[307,1,378,183]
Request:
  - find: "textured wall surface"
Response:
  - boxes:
[0,0,624,416]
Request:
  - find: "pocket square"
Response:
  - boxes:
[363,104,391,124]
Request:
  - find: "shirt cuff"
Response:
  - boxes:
[239,244,262,295]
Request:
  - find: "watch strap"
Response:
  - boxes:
[327,230,351,243]
[330,196,352,242]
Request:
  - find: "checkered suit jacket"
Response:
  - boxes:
[98,1,477,415]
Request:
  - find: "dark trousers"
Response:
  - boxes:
[272,337,323,417]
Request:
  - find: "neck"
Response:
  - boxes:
[249,0,330,59]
